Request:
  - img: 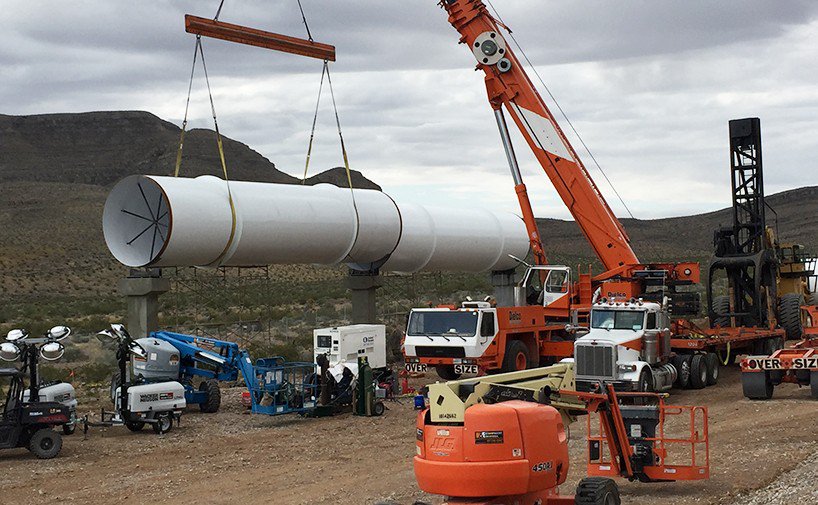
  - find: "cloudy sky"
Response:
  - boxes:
[3,1,818,220]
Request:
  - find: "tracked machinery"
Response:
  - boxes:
[413,364,709,504]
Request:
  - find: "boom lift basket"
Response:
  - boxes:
[243,357,317,415]
[586,392,709,482]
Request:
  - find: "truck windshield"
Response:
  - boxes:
[407,311,479,336]
[591,309,645,330]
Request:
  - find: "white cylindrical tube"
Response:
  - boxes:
[102,175,529,273]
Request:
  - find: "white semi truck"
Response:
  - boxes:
[573,299,683,393]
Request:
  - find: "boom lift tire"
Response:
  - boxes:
[575,476,621,505]
[705,352,720,386]
[63,423,76,436]
[742,371,773,400]
[29,429,63,459]
[689,354,708,389]
[501,340,531,373]
[152,413,173,435]
[435,365,461,381]
[712,295,731,328]
[778,293,804,340]
[199,379,221,413]
[671,354,691,389]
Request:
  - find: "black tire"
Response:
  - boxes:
[671,354,691,389]
[575,476,621,505]
[62,423,76,436]
[29,429,63,459]
[435,365,460,381]
[764,337,783,355]
[742,371,773,400]
[501,340,531,373]
[372,401,385,416]
[689,354,708,389]
[705,353,720,386]
[711,295,731,328]
[152,413,173,435]
[125,420,145,432]
[199,379,221,413]
[637,369,654,393]
[778,293,804,340]
[811,371,818,400]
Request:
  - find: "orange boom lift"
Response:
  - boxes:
[415,366,709,504]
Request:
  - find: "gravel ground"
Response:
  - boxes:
[730,447,818,505]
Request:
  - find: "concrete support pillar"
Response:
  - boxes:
[491,269,519,307]
[346,269,382,324]
[118,269,170,339]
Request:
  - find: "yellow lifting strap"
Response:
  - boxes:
[174,32,237,265]
[301,60,356,197]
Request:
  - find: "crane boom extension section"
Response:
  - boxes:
[440,0,699,293]
[441,0,634,274]
[415,365,709,504]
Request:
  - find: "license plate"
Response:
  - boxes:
[405,363,428,373]
[454,364,479,375]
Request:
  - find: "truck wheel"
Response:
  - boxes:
[502,340,530,373]
[671,354,691,389]
[689,354,707,389]
[152,413,173,435]
[637,369,654,393]
[435,365,460,381]
[711,295,731,328]
[742,371,773,400]
[705,353,720,386]
[764,337,783,355]
[199,379,221,413]
[575,476,620,505]
[29,429,63,459]
[811,371,818,400]
[125,420,145,432]
[778,293,804,340]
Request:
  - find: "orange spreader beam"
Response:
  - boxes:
[184,15,336,61]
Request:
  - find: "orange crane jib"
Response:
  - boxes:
[184,15,336,61]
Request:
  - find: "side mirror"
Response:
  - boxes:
[48,325,71,341]
[40,342,65,361]
[0,342,21,361]
[6,329,28,342]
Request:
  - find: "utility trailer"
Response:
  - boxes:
[740,306,818,400]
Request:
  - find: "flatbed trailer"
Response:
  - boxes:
[670,322,785,356]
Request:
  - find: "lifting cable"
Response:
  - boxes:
[485,0,635,220]
[296,1,358,209]
[174,0,237,265]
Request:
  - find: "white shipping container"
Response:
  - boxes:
[313,324,386,370]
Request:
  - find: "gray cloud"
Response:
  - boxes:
[2,1,818,221]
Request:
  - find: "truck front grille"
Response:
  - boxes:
[575,344,616,378]
[415,346,466,358]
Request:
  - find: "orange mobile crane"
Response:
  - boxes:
[404,0,698,379]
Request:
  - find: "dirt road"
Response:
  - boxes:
[2,367,816,505]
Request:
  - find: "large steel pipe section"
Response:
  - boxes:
[103,175,528,273]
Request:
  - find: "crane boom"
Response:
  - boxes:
[442,0,639,276]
